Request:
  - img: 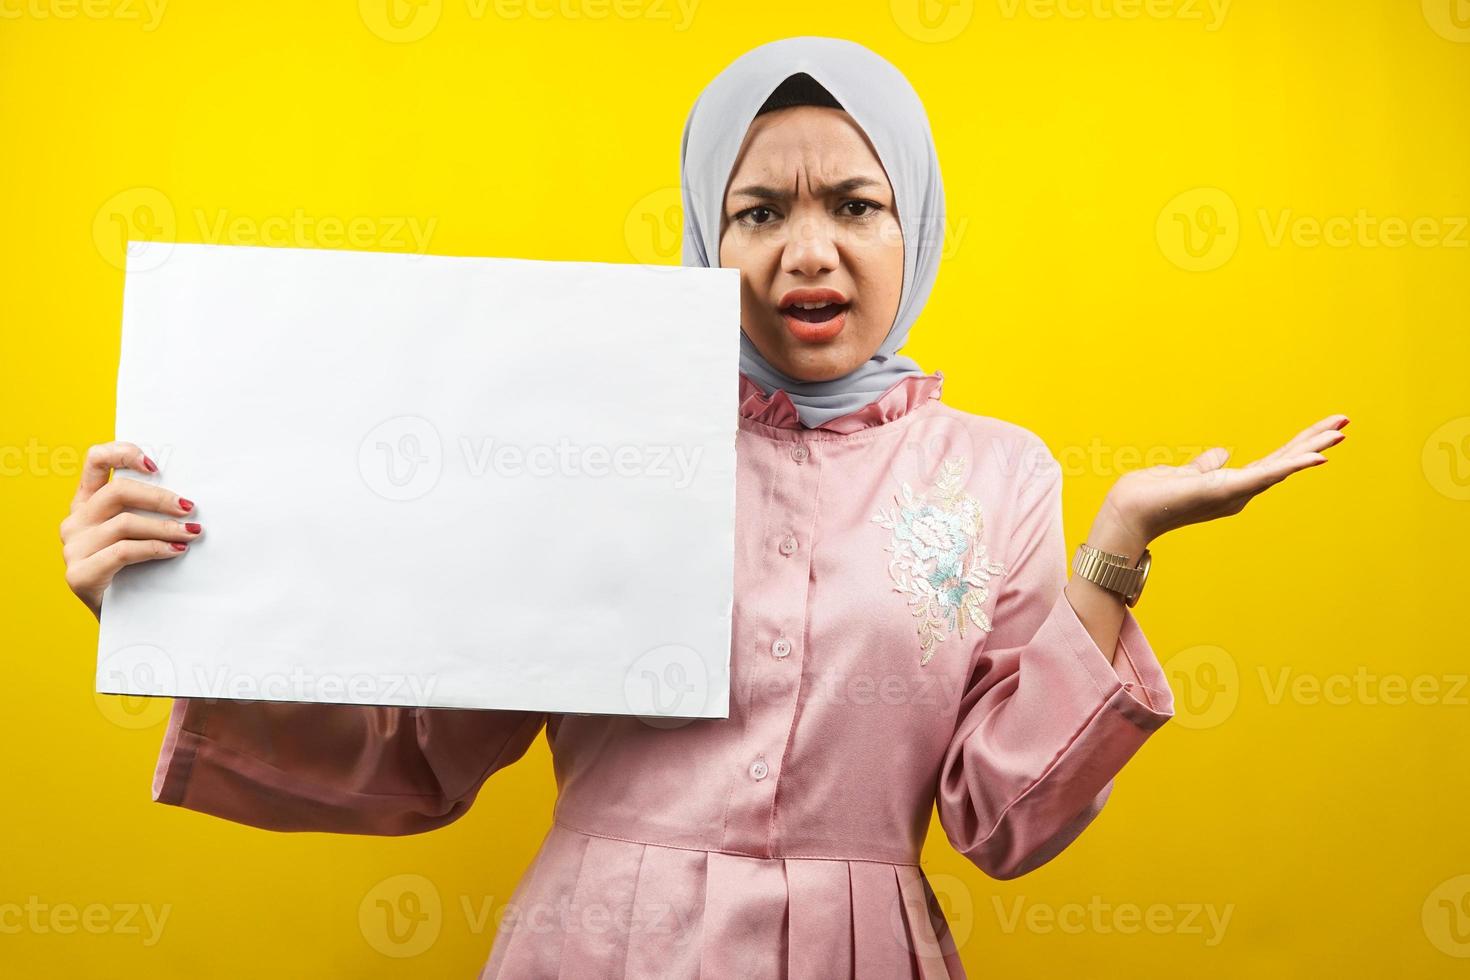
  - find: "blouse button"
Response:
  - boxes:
[790,444,809,463]
[749,758,769,781]
[778,535,798,556]
[771,637,792,659]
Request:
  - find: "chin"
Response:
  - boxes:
[769,346,866,383]
[747,316,873,383]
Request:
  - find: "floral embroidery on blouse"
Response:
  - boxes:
[872,456,1007,666]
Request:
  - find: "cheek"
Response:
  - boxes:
[717,223,740,268]
[852,239,905,328]
[719,234,754,278]
[721,238,779,301]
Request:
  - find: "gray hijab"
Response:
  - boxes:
[679,36,944,428]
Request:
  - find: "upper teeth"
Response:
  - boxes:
[793,300,836,309]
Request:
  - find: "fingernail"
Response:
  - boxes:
[170,542,187,552]
[178,498,194,512]
[1334,417,1350,430]
[185,522,201,533]
[143,455,158,473]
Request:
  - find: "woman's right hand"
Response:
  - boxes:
[61,440,203,620]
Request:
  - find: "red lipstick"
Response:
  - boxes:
[777,287,850,343]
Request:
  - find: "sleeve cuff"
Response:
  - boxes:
[1052,595,1175,728]
[152,698,203,806]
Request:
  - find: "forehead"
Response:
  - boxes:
[725,106,889,187]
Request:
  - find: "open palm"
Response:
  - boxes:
[1102,414,1350,545]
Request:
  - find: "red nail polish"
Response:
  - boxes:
[179,498,194,512]
[143,455,158,473]
[1335,417,1350,430]
[185,522,201,533]
[170,542,187,552]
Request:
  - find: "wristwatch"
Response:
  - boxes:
[1072,543,1152,607]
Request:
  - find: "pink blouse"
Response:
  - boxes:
[151,370,1175,978]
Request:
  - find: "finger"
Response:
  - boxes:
[65,512,201,564]
[73,441,158,506]
[1257,428,1346,468]
[1296,427,1347,458]
[84,477,194,524]
[64,538,189,598]
[1262,415,1350,464]
[1221,452,1329,498]
[1184,446,1232,473]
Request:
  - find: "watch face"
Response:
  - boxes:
[1127,549,1152,606]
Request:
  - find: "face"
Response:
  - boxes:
[718,105,905,383]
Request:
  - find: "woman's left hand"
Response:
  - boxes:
[1094,413,1350,550]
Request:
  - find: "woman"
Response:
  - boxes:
[60,36,1346,978]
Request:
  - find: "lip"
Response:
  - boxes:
[777,287,850,344]
[777,287,851,343]
[778,287,850,308]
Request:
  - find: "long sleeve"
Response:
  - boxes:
[935,449,1174,879]
[152,696,546,835]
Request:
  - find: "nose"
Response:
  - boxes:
[781,212,839,278]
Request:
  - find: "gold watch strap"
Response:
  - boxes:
[1072,543,1151,607]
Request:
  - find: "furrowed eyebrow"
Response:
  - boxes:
[728,176,885,202]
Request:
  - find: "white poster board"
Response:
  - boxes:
[97,242,739,719]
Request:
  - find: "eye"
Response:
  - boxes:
[839,199,884,218]
[733,205,779,227]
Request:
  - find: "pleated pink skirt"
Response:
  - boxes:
[480,822,965,979]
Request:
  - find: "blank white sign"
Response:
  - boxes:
[97,241,739,719]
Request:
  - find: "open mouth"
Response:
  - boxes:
[777,288,851,342]
[780,301,850,323]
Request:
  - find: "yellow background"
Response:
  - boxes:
[4,0,1468,976]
